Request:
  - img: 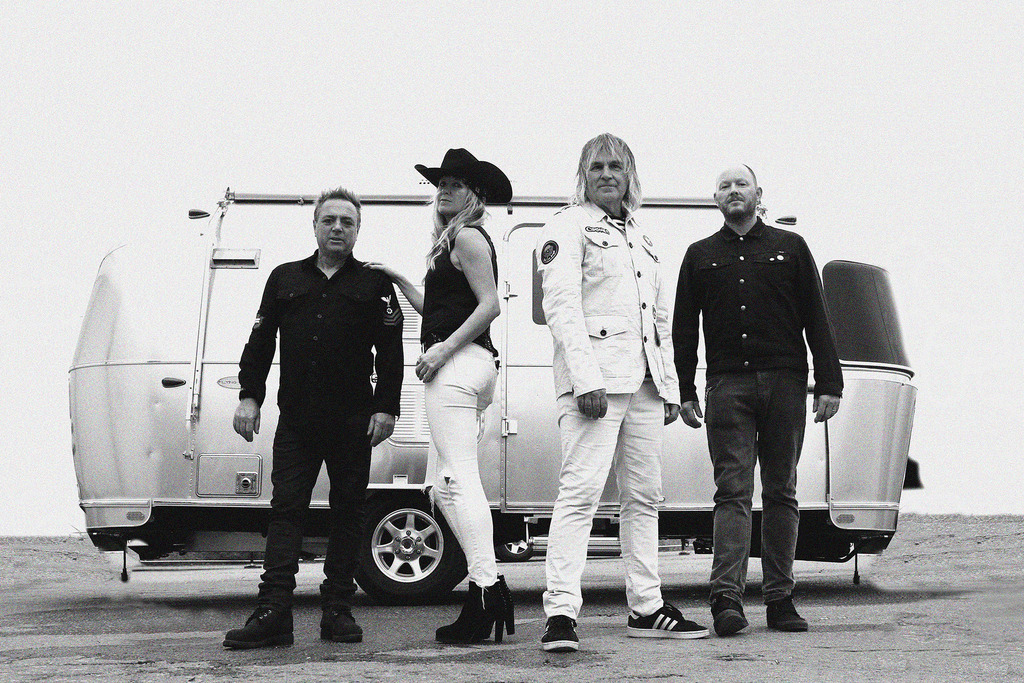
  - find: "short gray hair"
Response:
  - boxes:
[314,186,362,225]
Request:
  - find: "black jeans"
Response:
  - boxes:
[704,369,807,604]
[257,414,372,610]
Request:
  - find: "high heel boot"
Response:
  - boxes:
[435,581,484,643]
[435,575,516,644]
[486,575,515,643]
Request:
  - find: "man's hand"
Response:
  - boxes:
[577,389,608,419]
[233,398,261,442]
[812,395,841,423]
[681,400,703,428]
[367,412,396,447]
[664,403,680,425]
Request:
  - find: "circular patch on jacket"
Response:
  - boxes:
[540,240,559,264]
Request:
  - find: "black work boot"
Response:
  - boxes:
[766,596,808,632]
[711,594,748,637]
[320,605,363,643]
[223,606,294,649]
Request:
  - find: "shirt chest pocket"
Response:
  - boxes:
[275,279,313,307]
[696,255,739,285]
[751,250,795,283]
[583,230,625,279]
[337,288,378,327]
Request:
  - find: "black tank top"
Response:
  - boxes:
[421,225,498,355]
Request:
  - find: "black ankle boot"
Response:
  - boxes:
[435,576,516,644]
[485,575,515,643]
[435,581,484,643]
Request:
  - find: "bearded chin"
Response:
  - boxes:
[724,203,753,220]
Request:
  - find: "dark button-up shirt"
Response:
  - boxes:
[673,219,843,403]
[238,252,404,428]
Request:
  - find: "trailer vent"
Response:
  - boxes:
[391,385,429,445]
[211,248,260,269]
[396,292,421,342]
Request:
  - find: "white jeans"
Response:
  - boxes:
[543,379,665,619]
[424,342,499,587]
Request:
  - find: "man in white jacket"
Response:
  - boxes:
[537,134,708,652]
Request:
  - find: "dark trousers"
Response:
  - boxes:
[704,369,807,604]
[257,414,371,610]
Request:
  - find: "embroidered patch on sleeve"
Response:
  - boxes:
[540,240,559,265]
[585,225,610,235]
[382,294,403,327]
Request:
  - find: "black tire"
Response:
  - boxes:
[354,492,467,605]
[494,539,535,563]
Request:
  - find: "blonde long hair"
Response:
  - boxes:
[571,133,643,215]
[426,187,488,269]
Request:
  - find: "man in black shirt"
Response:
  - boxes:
[223,187,404,649]
[673,166,842,637]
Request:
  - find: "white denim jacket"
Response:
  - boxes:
[537,203,680,405]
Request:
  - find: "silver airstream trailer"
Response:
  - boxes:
[69,190,916,602]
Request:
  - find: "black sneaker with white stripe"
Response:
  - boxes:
[627,602,709,639]
[541,615,579,652]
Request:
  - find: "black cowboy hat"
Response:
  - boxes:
[415,148,513,204]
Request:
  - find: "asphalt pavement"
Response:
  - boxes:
[1,515,1022,682]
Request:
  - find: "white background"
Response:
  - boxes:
[2,2,1022,534]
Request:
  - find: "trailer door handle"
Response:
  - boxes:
[162,377,187,388]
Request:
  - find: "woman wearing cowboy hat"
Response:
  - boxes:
[367,148,515,644]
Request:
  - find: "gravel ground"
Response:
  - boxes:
[0,513,1022,682]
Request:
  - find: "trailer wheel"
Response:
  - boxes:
[355,493,467,605]
[495,539,535,563]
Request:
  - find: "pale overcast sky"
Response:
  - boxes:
[2,2,1022,534]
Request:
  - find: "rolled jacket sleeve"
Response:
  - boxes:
[537,212,606,397]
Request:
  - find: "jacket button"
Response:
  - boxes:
[739,278,745,284]
[743,361,750,367]
[643,336,648,342]
[600,329,607,336]
[642,302,647,309]
[602,241,608,246]
[629,242,633,248]
[637,271,642,277]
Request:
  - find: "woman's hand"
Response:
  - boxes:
[416,343,450,383]
[365,262,424,314]
[364,261,402,281]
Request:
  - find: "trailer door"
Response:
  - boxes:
[500,223,624,512]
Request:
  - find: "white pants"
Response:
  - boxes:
[543,379,665,619]
[424,342,499,587]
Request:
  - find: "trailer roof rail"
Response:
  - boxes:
[224,190,717,210]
